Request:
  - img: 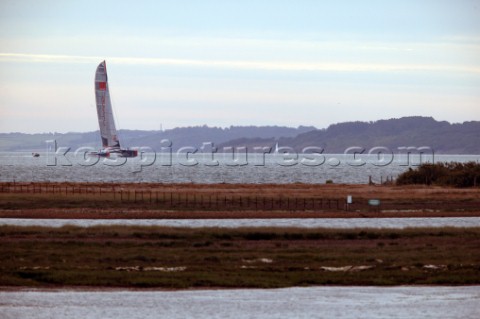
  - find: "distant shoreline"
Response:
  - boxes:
[1,117,479,154]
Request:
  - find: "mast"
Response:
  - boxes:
[94,60,120,149]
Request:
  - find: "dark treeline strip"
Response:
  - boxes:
[396,162,480,187]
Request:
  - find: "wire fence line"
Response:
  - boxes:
[1,182,478,212]
[0,182,344,211]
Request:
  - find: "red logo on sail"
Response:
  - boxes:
[99,82,107,90]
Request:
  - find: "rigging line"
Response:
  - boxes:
[108,75,123,147]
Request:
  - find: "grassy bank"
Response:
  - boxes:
[1,226,479,288]
[1,182,480,218]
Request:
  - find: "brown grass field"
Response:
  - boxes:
[1,182,480,288]
[0,182,479,219]
[0,183,480,219]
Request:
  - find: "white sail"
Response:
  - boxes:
[94,61,120,149]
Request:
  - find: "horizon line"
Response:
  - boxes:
[0,116,476,135]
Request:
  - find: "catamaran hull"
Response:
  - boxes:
[89,149,138,158]
[118,149,138,158]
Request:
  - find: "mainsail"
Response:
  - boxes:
[94,61,120,149]
[91,61,137,158]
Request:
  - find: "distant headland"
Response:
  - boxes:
[1,116,479,154]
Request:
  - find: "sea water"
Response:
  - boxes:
[1,152,478,184]
[1,286,479,319]
[2,217,480,228]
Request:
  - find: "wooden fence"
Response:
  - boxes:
[2,182,478,212]
[0,182,343,211]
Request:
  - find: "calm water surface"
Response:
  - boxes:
[1,286,479,319]
[1,152,478,184]
[1,217,480,228]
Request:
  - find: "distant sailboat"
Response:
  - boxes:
[90,61,137,158]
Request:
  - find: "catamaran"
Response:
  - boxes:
[90,61,137,158]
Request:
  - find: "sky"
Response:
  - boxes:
[0,0,479,133]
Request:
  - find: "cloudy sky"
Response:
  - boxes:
[1,0,479,133]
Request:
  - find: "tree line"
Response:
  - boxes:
[396,162,480,187]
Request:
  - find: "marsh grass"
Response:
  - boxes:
[1,226,479,288]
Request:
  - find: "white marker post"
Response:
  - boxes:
[346,195,352,211]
